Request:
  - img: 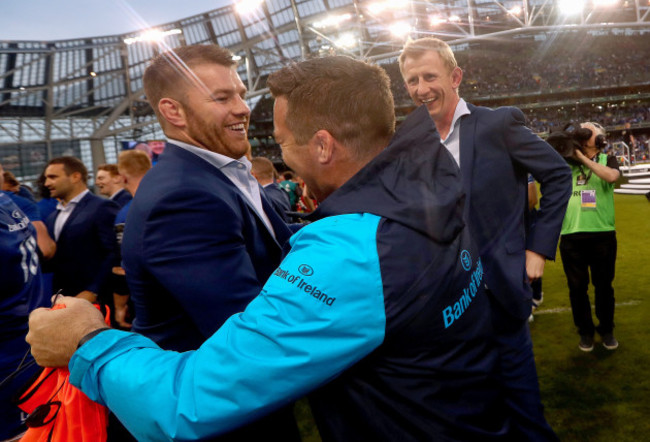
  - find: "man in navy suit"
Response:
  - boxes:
[400,37,572,441]
[44,156,119,303]
[118,44,299,440]
[251,156,291,221]
[95,164,132,208]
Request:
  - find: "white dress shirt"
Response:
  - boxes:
[54,189,89,241]
[441,98,471,167]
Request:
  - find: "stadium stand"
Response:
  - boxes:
[1,1,649,181]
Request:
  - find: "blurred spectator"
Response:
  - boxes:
[95,164,132,208]
[1,163,56,260]
[251,156,291,221]
[279,171,302,211]
[2,170,36,203]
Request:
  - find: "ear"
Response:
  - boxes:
[158,98,186,128]
[311,130,336,165]
[69,171,83,184]
[450,67,463,90]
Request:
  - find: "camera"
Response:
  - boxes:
[546,123,606,160]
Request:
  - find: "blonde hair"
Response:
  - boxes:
[399,37,458,75]
[118,150,152,178]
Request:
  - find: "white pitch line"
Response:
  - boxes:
[533,300,641,315]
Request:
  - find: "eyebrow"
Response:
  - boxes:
[209,86,248,96]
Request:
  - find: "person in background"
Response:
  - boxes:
[559,122,620,352]
[250,156,291,221]
[111,150,152,329]
[43,156,119,303]
[95,164,132,208]
[35,172,58,221]
[279,170,302,210]
[2,170,36,203]
[0,188,46,441]
[0,163,56,260]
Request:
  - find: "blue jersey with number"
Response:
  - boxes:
[0,192,45,351]
[0,192,46,439]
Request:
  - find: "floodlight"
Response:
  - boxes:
[367,1,390,14]
[508,6,522,15]
[448,15,461,22]
[389,22,412,37]
[335,33,357,49]
[367,0,409,15]
[430,15,445,26]
[232,55,242,61]
[235,0,264,15]
[123,28,182,45]
[90,71,97,77]
[558,0,585,15]
[313,13,352,29]
[593,0,617,5]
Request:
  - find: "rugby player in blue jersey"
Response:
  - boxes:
[0,183,47,440]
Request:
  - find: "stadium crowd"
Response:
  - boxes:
[1,34,645,441]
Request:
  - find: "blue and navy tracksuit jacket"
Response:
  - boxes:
[69,106,507,441]
[1,193,46,439]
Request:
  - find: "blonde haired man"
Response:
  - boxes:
[400,37,572,441]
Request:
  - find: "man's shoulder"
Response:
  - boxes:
[4,191,41,222]
[471,104,522,119]
[79,192,119,217]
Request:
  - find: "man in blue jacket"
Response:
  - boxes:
[28,56,508,441]
[400,37,572,441]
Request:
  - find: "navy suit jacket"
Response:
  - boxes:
[110,188,132,208]
[45,192,119,298]
[459,104,571,320]
[122,144,294,352]
[121,144,298,440]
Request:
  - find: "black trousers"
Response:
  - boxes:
[559,231,617,337]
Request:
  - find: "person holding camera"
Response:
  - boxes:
[559,122,620,352]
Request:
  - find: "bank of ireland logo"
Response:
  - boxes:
[298,264,314,276]
[460,250,472,271]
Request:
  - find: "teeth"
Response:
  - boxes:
[422,98,436,103]
[228,123,245,130]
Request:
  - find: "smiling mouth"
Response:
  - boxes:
[227,123,247,134]
[421,97,437,104]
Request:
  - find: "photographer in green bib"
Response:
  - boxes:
[557,122,621,352]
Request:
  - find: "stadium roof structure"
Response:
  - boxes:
[1,0,650,178]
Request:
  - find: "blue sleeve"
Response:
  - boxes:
[69,213,386,441]
[504,108,572,259]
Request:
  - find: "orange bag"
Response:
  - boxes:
[17,304,110,441]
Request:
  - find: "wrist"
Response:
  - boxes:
[77,327,111,349]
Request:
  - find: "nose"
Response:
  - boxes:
[415,79,428,98]
[233,95,250,117]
